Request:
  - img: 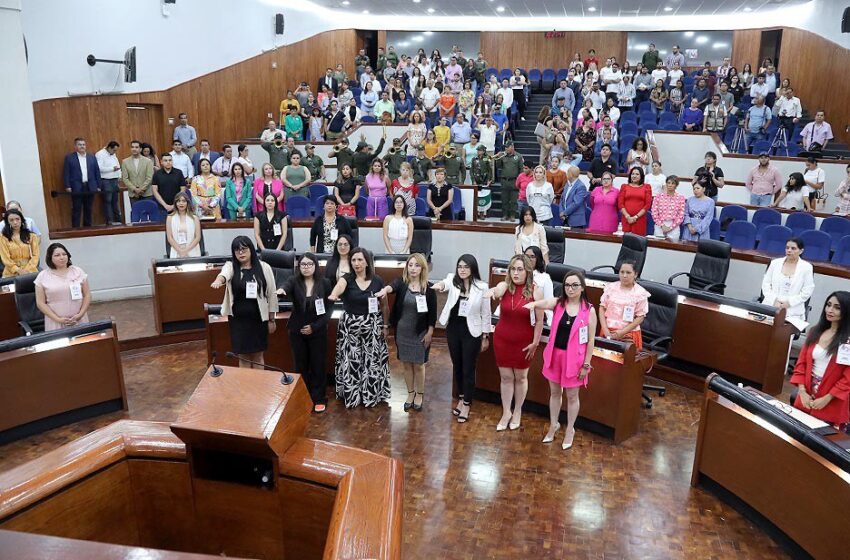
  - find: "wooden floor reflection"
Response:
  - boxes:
[0,340,791,559]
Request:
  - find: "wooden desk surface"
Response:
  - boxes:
[0,325,127,437]
[692,390,850,560]
[152,260,225,334]
[0,285,19,342]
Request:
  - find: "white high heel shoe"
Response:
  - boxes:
[542,422,561,443]
[562,428,576,450]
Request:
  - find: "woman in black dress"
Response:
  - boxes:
[280,252,333,412]
[253,193,289,251]
[376,253,437,411]
[329,247,390,408]
[427,167,455,220]
[211,236,278,368]
[333,163,362,217]
[325,233,353,281]
[310,196,353,253]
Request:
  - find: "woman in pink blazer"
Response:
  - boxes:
[253,162,285,214]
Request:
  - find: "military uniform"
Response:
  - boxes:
[496,151,524,221]
[352,138,385,177]
[471,154,494,216]
[412,156,433,185]
[354,54,370,77]
[303,154,324,181]
[386,51,399,68]
[376,53,387,72]
[328,146,354,174]
[440,153,465,185]
[261,141,290,173]
[383,148,407,181]
[473,59,488,89]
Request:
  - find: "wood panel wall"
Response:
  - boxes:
[480,31,627,71]
[731,29,762,70]
[32,29,358,230]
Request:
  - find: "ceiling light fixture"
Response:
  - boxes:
[412,35,424,42]
[664,6,673,12]
[695,36,708,44]
[496,6,505,12]
[712,42,729,49]
[588,6,597,12]
[683,31,694,37]
[413,0,421,3]
[362,9,369,13]
[341,0,350,4]
[423,31,433,35]
[743,6,753,12]
[427,7,435,13]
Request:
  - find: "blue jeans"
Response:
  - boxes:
[746,130,766,150]
[426,111,438,129]
[750,193,774,206]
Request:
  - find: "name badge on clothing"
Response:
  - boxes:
[69,283,83,301]
[623,305,635,323]
[246,281,258,299]
[838,343,850,366]
[330,229,339,241]
[458,299,471,317]
[368,296,379,313]
[315,298,326,315]
[273,223,282,236]
[579,325,589,345]
[416,294,428,312]
[177,231,188,245]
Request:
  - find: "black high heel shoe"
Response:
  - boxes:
[412,392,424,412]
[403,391,414,412]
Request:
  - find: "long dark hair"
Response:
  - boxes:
[349,247,374,280]
[326,233,353,279]
[523,245,546,273]
[2,209,31,243]
[786,172,805,192]
[557,269,590,307]
[452,254,482,291]
[230,235,266,297]
[805,291,850,356]
[294,252,325,297]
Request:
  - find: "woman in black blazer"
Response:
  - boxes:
[280,252,333,412]
[310,196,353,253]
[376,253,437,411]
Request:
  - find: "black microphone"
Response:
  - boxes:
[209,351,224,377]
[225,352,293,385]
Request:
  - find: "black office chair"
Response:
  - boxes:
[545,263,585,296]
[544,226,565,264]
[410,217,433,261]
[258,249,296,287]
[590,233,648,277]
[637,280,679,408]
[344,216,360,247]
[667,239,731,294]
[13,272,44,335]
[163,227,208,258]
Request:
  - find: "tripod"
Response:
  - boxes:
[771,122,791,157]
[730,124,749,154]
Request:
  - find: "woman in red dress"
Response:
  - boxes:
[617,166,653,235]
[487,255,544,432]
[790,291,850,427]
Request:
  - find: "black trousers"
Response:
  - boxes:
[289,329,328,405]
[71,186,96,227]
[513,88,526,118]
[447,316,481,405]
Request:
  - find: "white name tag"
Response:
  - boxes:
[330,229,339,241]
[315,298,326,315]
[458,299,471,317]
[273,223,282,236]
[69,282,83,301]
[177,231,188,244]
[838,343,850,366]
[622,305,635,323]
[416,294,428,312]
[368,296,379,313]
[246,281,258,299]
[579,325,589,345]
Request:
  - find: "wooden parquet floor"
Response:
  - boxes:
[0,338,792,560]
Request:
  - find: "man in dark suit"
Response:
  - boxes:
[317,67,339,95]
[62,137,101,227]
[190,139,221,175]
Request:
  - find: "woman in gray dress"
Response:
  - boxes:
[377,253,437,411]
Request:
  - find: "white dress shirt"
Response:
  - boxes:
[78,153,89,183]
[170,151,193,179]
[95,148,120,180]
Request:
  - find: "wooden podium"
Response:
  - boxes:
[0,367,402,560]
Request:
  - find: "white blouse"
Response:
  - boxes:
[526,181,555,221]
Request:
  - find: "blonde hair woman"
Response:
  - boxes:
[376,253,437,411]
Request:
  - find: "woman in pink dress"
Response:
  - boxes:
[587,171,620,233]
[364,159,390,221]
[527,270,597,450]
[34,243,91,331]
[253,163,285,214]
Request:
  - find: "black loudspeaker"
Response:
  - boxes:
[275,13,284,35]
[843,7,850,33]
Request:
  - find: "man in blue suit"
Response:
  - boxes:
[63,137,101,227]
[190,139,220,175]
[559,166,588,229]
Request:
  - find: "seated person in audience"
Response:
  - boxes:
[166,191,202,258]
[650,175,686,240]
[834,164,850,216]
[254,193,289,251]
[762,237,815,321]
[588,144,618,189]
[0,209,39,278]
[790,291,850,427]
[190,159,222,219]
[681,183,715,241]
[693,151,724,200]
[598,260,649,349]
[771,172,812,211]
[0,200,41,235]
[35,242,90,331]
[681,98,704,132]
[224,162,254,220]
[152,153,187,214]
[310,196,353,253]
[799,110,834,152]
[383,195,414,254]
[558,166,588,230]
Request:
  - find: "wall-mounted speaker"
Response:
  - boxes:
[843,7,850,33]
[275,13,285,35]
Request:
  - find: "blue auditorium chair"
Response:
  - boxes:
[819,216,850,250]
[130,199,163,223]
[724,221,757,249]
[831,235,850,265]
[784,212,815,237]
[541,69,556,91]
[799,230,832,262]
[285,196,312,219]
[752,207,782,241]
[758,225,792,256]
[528,69,542,91]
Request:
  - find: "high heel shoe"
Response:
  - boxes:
[562,427,576,450]
[509,411,522,430]
[496,412,512,432]
[412,392,424,412]
[457,403,470,423]
[542,422,561,443]
[452,397,464,416]
[403,391,414,412]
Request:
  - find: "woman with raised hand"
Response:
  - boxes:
[525,270,597,449]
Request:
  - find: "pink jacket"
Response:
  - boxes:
[543,300,593,386]
[253,178,285,213]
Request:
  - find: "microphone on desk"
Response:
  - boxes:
[225,351,294,385]
[209,351,224,377]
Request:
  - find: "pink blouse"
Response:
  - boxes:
[365,173,388,198]
[34,266,89,331]
[600,281,650,331]
[650,192,686,228]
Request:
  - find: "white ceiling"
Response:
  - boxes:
[312,0,809,17]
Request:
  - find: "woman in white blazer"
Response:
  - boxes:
[514,207,550,263]
[761,237,815,322]
[434,254,492,423]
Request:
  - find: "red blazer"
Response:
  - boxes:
[790,343,850,425]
